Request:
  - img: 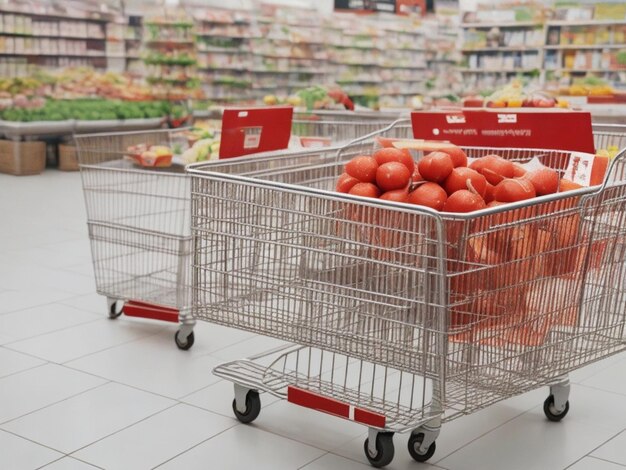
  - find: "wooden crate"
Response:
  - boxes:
[0,139,46,176]
[58,143,79,171]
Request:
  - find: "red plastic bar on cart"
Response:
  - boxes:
[287,386,350,418]
[122,301,179,323]
[411,109,595,153]
[354,407,386,428]
[219,106,293,158]
[287,386,387,428]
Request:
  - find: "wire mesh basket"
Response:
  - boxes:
[188,120,626,465]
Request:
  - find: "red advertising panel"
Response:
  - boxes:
[411,109,595,154]
[219,106,293,158]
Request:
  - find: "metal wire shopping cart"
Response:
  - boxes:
[76,129,197,349]
[187,120,626,467]
[75,119,410,350]
[593,123,626,155]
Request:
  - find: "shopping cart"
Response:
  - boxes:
[295,109,405,122]
[187,120,626,467]
[75,119,412,350]
[593,123,626,155]
[76,129,197,349]
[292,118,401,145]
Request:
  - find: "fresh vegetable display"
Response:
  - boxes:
[263,85,354,111]
[0,99,168,122]
[464,79,569,108]
[560,76,614,97]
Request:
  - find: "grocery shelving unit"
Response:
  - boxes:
[459,19,545,90]
[250,5,330,104]
[459,2,626,91]
[191,6,255,105]
[543,17,626,84]
[324,13,431,109]
[142,15,199,102]
[124,15,143,77]
[0,0,122,77]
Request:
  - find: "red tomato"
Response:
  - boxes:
[559,178,583,192]
[470,155,515,185]
[376,161,411,192]
[376,137,398,148]
[418,151,454,183]
[443,190,486,213]
[345,156,379,183]
[335,173,359,193]
[484,182,496,203]
[380,188,409,203]
[469,158,485,173]
[408,182,447,211]
[440,146,468,168]
[512,164,527,178]
[348,182,380,198]
[411,165,423,183]
[373,147,415,174]
[494,178,536,202]
[527,168,559,196]
[443,167,487,197]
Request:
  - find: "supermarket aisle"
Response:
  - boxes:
[0,170,625,470]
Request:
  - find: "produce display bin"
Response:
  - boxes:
[0,139,47,176]
[0,118,165,141]
[187,120,626,467]
[0,120,75,140]
[74,117,165,134]
[58,144,79,171]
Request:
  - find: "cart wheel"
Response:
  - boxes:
[408,432,436,462]
[543,395,569,422]
[109,301,123,319]
[232,390,261,424]
[363,432,394,468]
[175,330,194,350]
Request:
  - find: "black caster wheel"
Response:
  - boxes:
[408,432,436,463]
[175,330,195,350]
[232,390,261,424]
[109,301,123,319]
[544,395,569,422]
[363,432,394,468]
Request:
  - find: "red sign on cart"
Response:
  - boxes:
[219,106,294,158]
[411,109,595,154]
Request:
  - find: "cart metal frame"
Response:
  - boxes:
[74,119,412,350]
[187,119,626,466]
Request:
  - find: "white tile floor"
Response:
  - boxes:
[0,170,625,470]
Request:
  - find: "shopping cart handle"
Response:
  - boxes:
[334,118,411,163]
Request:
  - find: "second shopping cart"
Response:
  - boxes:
[75,118,412,349]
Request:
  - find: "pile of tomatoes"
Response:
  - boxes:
[335,146,570,213]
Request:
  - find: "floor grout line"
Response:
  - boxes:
[589,455,626,468]
[1,316,104,349]
[1,426,71,457]
[0,380,111,427]
[149,424,241,470]
[564,429,626,469]
[66,402,181,456]
[58,363,189,403]
[296,452,329,469]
